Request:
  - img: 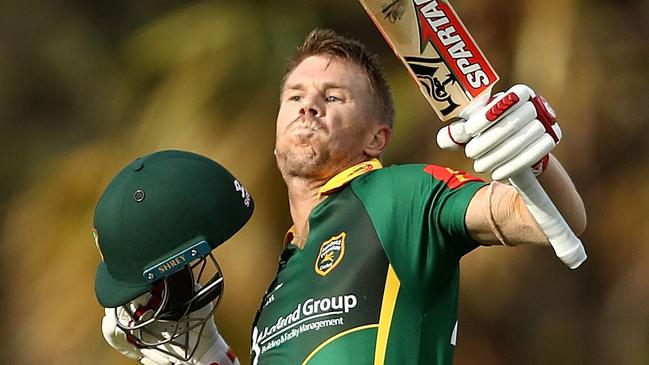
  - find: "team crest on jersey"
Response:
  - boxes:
[315,232,346,276]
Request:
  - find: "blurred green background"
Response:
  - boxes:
[1,0,648,364]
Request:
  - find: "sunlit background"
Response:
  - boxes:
[1,0,648,364]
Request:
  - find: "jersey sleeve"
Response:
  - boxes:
[351,164,486,305]
[423,164,486,256]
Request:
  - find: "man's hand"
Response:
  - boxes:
[439,84,587,268]
[101,296,240,365]
[437,84,562,180]
[102,307,173,365]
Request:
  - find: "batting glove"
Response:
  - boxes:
[102,306,172,365]
[102,294,239,365]
[437,84,561,180]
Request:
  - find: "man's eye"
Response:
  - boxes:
[288,95,302,102]
[325,95,341,102]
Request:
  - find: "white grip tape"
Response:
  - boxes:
[510,169,587,269]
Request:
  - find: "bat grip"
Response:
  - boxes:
[509,169,587,269]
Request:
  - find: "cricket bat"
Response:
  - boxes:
[358,0,586,268]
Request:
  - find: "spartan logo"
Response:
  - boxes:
[404,55,460,117]
[381,0,407,23]
[315,232,346,276]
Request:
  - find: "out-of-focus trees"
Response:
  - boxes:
[1,0,647,364]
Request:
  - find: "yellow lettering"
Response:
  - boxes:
[157,255,187,274]
[445,168,469,182]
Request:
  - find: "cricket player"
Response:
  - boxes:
[98,29,586,364]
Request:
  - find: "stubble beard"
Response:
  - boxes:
[275,138,333,180]
[276,116,337,180]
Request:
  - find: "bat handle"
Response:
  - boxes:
[509,169,587,269]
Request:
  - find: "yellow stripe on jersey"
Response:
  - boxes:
[373,264,400,365]
[301,324,379,365]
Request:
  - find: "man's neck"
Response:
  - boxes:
[281,155,375,248]
[284,176,327,249]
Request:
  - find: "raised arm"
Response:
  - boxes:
[435,84,587,249]
[466,154,586,246]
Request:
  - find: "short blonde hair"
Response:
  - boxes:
[282,28,395,128]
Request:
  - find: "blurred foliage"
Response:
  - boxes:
[1,0,648,364]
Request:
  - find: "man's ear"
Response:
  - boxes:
[364,124,392,158]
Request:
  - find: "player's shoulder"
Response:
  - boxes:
[348,163,418,198]
[362,162,482,184]
[356,163,428,185]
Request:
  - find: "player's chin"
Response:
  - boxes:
[278,146,330,178]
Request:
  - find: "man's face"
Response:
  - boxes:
[275,55,378,180]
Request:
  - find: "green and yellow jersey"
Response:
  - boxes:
[251,159,485,365]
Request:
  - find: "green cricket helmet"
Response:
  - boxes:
[93,150,253,360]
[94,150,253,308]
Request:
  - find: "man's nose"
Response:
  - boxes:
[299,96,323,117]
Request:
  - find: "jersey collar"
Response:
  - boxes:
[318,158,383,197]
[283,158,382,245]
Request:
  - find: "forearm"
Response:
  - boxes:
[536,154,587,235]
[457,85,586,247]
[467,181,547,246]
[467,154,586,246]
